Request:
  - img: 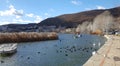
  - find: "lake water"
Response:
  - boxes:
[0,34,106,66]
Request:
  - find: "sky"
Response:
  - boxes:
[0,0,120,25]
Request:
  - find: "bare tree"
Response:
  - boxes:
[92,11,113,34]
[76,21,92,34]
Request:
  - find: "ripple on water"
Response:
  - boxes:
[0,34,106,66]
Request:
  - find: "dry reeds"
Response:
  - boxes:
[0,32,58,44]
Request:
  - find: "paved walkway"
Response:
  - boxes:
[83,35,120,66]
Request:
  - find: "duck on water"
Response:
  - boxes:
[74,34,82,39]
[0,43,17,56]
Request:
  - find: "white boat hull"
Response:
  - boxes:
[0,43,17,56]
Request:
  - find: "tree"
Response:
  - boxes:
[92,11,113,34]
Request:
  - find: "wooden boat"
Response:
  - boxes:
[0,43,17,56]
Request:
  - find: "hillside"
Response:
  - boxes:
[0,6,120,33]
[39,7,120,28]
[0,23,38,32]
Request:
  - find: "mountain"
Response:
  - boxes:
[38,10,105,28]
[38,7,120,28]
[0,23,38,32]
[0,6,120,32]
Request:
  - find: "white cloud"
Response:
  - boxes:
[0,21,10,25]
[13,19,32,23]
[13,10,23,16]
[0,19,31,25]
[44,13,51,19]
[71,0,82,5]
[0,19,20,25]
[96,6,105,9]
[25,13,43,23]
[0,5,43,25]
[44,13,49,16]
[26,13,34,17]
[9,5,24,16]
[34,16,43,23]
[16,15,21,19]
[0,5,23,17]
[84,6,106,11]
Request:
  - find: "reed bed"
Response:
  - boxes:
[0,32,58,44]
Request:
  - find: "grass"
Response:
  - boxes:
[0,32,58,44]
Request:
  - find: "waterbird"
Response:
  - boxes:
[0,60,4,63]
[94,48,97,51]
[103,54,107,57]
[98,42,101,47]
[80,34,82,37]
[60,50,62,53]
[90,47,93,50]
[56,50,59,53]
[65,54,68,56]
[54,45,57,47]
[78,48,81,50]
[92,51,96,55]
[59,39,62,42]
[20,55,23,58]
[37,52,40,54]
[93,43,96,48]
[86,50,89,52]
[74,49,77,52]
[70,50,73,53]
[77,34,81,37]
[27,57,30,59]
[82,48,85,51]
[65,51,67,53]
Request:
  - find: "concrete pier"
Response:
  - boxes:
[83,35,120,66]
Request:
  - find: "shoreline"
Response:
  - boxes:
[83,35,120,66]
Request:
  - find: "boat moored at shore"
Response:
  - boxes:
[0,43,17,56]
